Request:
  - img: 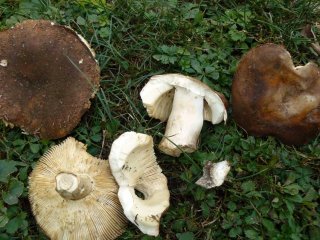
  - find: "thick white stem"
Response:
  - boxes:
[159,86,204,157]
[55,172,92,200]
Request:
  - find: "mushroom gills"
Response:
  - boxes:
[159,86,204,156]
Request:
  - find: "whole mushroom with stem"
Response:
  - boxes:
[140,73,228,157]
[29,137,127,240]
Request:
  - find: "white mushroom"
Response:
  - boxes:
[195,160,231,189]
[140,74,228,157]
[28,137,127,240]
[109,132,170,236]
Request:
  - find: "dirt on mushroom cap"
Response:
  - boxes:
[232,43,320,145]
[0,20,100,139]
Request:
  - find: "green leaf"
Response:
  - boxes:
[172,219,185,232]
[244,229,259,239]
[227,201,237,211]
[19,167,29,182]
[77,16,86,25]
[201,202,210,218]
[283,184,302,195]
[91,134,102,143]
[262,218,275,233]
[3,179,24,205]
[0,234,9,240]
[5,216,23,234]
[229,227,242,238]
[241,180,255,193]
[176,232,195,240]
[12,139,26,146]
[0,161,18,183]
[29,143,40,154]
[99,27,111,38]
[0,214,9,228]
[191,59,202,74]
[303,187,318,202]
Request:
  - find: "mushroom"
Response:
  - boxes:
[0,20,100,139]
[109,132,170,236]
[140,74,228,157]
[232,43,320,145]
[29,137,126,240]
[301,24,320,55]
[195,160,231,189]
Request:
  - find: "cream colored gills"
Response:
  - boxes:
[159,86,204,156]
[108,132,170,237]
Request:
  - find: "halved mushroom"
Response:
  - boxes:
[140,74,228,157]
[232,43,320,145]
[29,137,126,240]
[0,20,100,139]
[109,132,170,236]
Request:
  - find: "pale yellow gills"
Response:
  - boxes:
[109,132,170,236]
[28,137,127,240]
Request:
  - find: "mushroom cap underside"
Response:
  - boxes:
[232,43,320,145]
[0,20,100,139]
[140,73,228,123]
[29,137,126,240]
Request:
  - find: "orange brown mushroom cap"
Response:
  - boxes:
[232,43,320,145]
[0,20,100,139]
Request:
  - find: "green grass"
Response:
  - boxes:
[0,0,320,239]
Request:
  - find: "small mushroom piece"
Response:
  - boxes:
[0,20,100,139]
[232,43,320,145]
[109,132,170,236]
[29,137,126,240]
[195,160,231,189]
[301,24,320,55]
[140,74,228,157]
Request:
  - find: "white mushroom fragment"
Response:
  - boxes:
[29,137,127,240]
[109,132,170,236]
[196,160,231,189]
[140,74,228,157]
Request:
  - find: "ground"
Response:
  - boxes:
[0,0,319,239]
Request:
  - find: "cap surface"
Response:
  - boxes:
[140,73,228,124]
[0,20,100,139]
[232,43,320,145]
[109,132,170,236]
[29,137,126,240]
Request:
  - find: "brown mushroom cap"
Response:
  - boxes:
[232,43,320,145]
[0,20,100,139]
[29,137,127,240]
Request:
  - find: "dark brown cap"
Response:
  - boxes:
[0,20,100,139]
[232,43,320,145]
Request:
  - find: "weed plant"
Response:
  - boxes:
[0,0,319,239]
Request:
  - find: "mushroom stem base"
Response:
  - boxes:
[159,86,204,157]
[56,172,93,200]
